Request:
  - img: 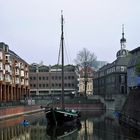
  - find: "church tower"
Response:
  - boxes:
[116,25,128,58]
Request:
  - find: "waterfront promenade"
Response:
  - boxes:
[0,100,104,120]
[0,105,43,120]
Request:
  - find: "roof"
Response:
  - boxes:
[97,55,130,72]
[9,50,28,64]
[130,47,140,54]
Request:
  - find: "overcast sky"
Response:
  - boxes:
[0,0,140,65]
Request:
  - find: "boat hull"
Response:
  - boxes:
[45,108,80,126]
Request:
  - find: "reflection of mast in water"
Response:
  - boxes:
[84,119,88,140]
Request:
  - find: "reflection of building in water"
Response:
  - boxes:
[0,125,30,140]
[0,118,46,140]
[78,119,93,139]
[93,117,124,140]
[29,119,46,140]
[30,125,46,140]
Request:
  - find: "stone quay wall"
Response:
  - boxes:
[0,105,42,120]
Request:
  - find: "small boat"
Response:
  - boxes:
[45,11,81,127]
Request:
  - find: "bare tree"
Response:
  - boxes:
[74,48,97,98]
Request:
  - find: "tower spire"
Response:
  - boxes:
[120,24,126,49]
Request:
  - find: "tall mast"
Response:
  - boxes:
[61,11,64,109]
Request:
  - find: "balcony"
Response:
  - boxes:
[25,67,28,71]
[15,79,20,84]
[20,65,24,69]
[5,59,10,64]
[21,80,25,85]
[5,78,11,83]
[20,70,24,77]
[25,73,29,79]
[5,75,11,83]
[0,76,3,81]
[25,80,29,86]
[15,70,20,76]
[15,63,20,68]
[5,69,11,74]
[0,52,3,60]
[0,67,3,71]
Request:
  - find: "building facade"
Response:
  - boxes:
[29,64,78,96]
[0,42,29,103]
[93,26,130,97]
[127,47,140,90]
[78,67,94,96]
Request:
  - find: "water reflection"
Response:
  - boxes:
[0,111,140,140]
[78,111,140,140]
[46,125,79,140]
[0,123,30,140]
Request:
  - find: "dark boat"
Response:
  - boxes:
[45,11,81,126]
[45,108,80,126]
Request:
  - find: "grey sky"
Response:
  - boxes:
[0,0,140,65]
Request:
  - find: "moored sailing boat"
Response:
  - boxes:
[44,11,80,126]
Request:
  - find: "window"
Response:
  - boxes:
[120,85,125,94]
[65,76,67,80]
[120,75,125,83]
[65,83,67,87]
[121,66,125,72]
[72,76,74,79]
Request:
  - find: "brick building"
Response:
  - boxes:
[0,42,29,103]
[29,64,78,96]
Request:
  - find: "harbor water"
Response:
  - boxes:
[0,110,140,140]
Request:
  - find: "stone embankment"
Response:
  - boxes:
[119,88,140,130]
[0,105,43,120]
[0,99,104,120]
[44,103,105,110]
